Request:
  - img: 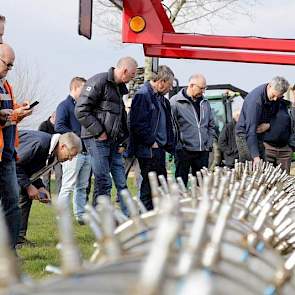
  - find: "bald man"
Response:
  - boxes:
[0,43,32,249]
[75,56,137,214]
[170,74,216,186]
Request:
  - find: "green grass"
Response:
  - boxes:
[18,177,138,279]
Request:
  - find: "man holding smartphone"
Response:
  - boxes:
[0,43,32,249]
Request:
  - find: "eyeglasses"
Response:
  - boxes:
[194,84,207,91]
[0,57,13,69]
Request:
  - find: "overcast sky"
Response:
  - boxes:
[2,0,295,128]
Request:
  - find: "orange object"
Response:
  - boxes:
[0,80,20,161]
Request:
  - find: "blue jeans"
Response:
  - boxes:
[0,159,20,248]
[84,138,128,216]
[58,153,91,219]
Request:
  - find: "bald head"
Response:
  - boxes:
[114,56,138,84]
[186,73,207,99]
[0,43,15,79]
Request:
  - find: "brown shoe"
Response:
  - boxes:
[16,237,36,249]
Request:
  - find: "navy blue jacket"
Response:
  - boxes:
[16,130,53,189]
[236,83,279,157]
[264,100,291,147]
[128,82,174,158]
[55,95,81,136]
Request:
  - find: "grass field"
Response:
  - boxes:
[17,178,137,279]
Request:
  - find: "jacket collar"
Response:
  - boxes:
[107,67,128,95]
[176,87,205,103]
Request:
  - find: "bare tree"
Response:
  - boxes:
[93,0,259,79]
[93,0,258,37]
[8,60,57,129]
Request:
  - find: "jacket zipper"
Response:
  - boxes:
[189,101,202,151]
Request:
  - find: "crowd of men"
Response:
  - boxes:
[1,14,295,255]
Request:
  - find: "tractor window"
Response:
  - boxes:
[208,100,226,134]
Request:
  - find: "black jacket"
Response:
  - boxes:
[218,120,239,167]
[16,130,54,189]
[264,100,291,147]
[75,67,129,145]
[38,118,55,134]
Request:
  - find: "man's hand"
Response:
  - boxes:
[12,102,32,122]
[0,109,13,124]
[253,156,261,170]
[152,142,159,148]
[97,132,108,141]
[38,187,51,203]
[256,123,270,134]
[26,184,39,200]
[117,147,125,154]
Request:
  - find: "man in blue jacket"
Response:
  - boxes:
[16,131,81,248]
[170,74,215,186]
[236,76,289,169]
[129,65,175,211]
[55,77,91,225]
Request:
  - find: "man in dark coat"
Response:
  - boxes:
[218,110,240,168]
[16,130,81,248]
[129,65,175,211]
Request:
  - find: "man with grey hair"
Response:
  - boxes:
[236,76,290,169]
[75,56,138,214]
[16,130,81,248]
[170,74,215,186]
[129,65,175,210]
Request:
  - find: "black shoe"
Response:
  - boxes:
[16,237,36,249]
[76,217,85,226]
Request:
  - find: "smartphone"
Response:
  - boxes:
[29,101,39,109]
[39,191,51,203]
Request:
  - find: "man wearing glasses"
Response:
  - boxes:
[236,76,290,169]
[15,131,82,248]
[170,74,215,187]
[0,43,32,249]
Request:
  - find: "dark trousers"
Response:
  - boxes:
[0,159,20,248]
[264,142,293,174]
[138,148,167,211]
[175,149,209,187]
[236,135,265,162]
[18,188,32,240]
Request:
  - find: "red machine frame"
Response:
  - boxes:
[122,0,295,65]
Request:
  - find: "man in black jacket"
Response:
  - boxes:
[75,57,137,213]
[263,99,293,173]
[218,110,240,168]
[16,130,81,248]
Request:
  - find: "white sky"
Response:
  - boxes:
[2,0,295,128]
